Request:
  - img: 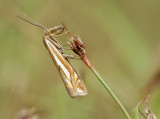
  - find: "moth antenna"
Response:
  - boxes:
[16,12,47,31]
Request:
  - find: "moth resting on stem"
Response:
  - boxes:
[17,14,87,98]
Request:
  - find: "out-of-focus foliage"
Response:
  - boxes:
[0,0,160,119]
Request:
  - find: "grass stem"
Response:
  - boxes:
[90,66,132,119]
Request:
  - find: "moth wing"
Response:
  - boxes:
[43,36,87,97]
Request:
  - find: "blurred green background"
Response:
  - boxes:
[0,0,160,118]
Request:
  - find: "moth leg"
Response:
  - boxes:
[62,41,70,47]
[63,54,81,60]
[50,25,64,35]
[47,35,63,50]
[63,48,72,50]
[62,42,71,49]
[51,31,69,37]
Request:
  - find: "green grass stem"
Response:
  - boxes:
[90,66,132,119]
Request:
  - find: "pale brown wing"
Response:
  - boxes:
[43,36,87,97]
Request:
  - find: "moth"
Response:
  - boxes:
[17,14,87,97]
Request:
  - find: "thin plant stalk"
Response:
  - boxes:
[90,66,132,119]
[61,23,132,119]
